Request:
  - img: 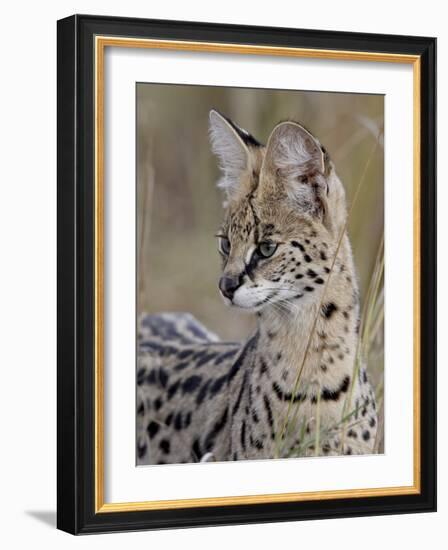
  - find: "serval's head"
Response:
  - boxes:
[209,110,349,313]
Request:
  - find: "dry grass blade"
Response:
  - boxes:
[314,385,322,457]
[340,233,384,451]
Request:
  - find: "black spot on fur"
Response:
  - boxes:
[291,241,305,251]
[232,371,248,415]
[304,286,314,292]
[259,358,269,376]
[315,277,324,284]
[210,374,227,396]
[214,348,238,364]
[228,334,258,382]
[241,420,246,451]
[196,380,211,405]
[272,381,284,400]
[322,302,338,319]
[304,254,312,263]
[174,412,183,430]
[263,394,274,429]
[147,421,159,439]
[192,438,202,461]
[159,439,171,454]
[167,380,180,400]
[321,375,350,401]
[177,348,194,360]
[193,349,208,362]
[137,369,146,386]
[184,411,192,428]
[307,269,317,278]
[196,353,217,368]
[182,375,202,394]
[362,430,371,441]
[154,397,163,411]
[272,381,305,403]
[204,408,229,452]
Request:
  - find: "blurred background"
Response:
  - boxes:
[136,84,384,404]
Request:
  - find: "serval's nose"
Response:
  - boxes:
[219,275,242,300]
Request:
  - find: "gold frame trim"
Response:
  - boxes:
[94,36,421,514]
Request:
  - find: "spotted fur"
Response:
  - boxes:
[137,111,378,465]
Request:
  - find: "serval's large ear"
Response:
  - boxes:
[209,110,260,199]
[261,121,335,229]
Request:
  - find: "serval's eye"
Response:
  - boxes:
[258,242,278,258]
[218,236,231,256]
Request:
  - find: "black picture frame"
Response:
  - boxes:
[57,14,436,534]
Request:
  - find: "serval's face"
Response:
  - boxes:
[209,110,347,312]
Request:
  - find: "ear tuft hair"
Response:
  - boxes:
[261,121,331,223]
[209,110,259,198]
[265,121,325,179]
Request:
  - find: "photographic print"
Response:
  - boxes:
[136,84,384,466]
[58,16,435,533]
